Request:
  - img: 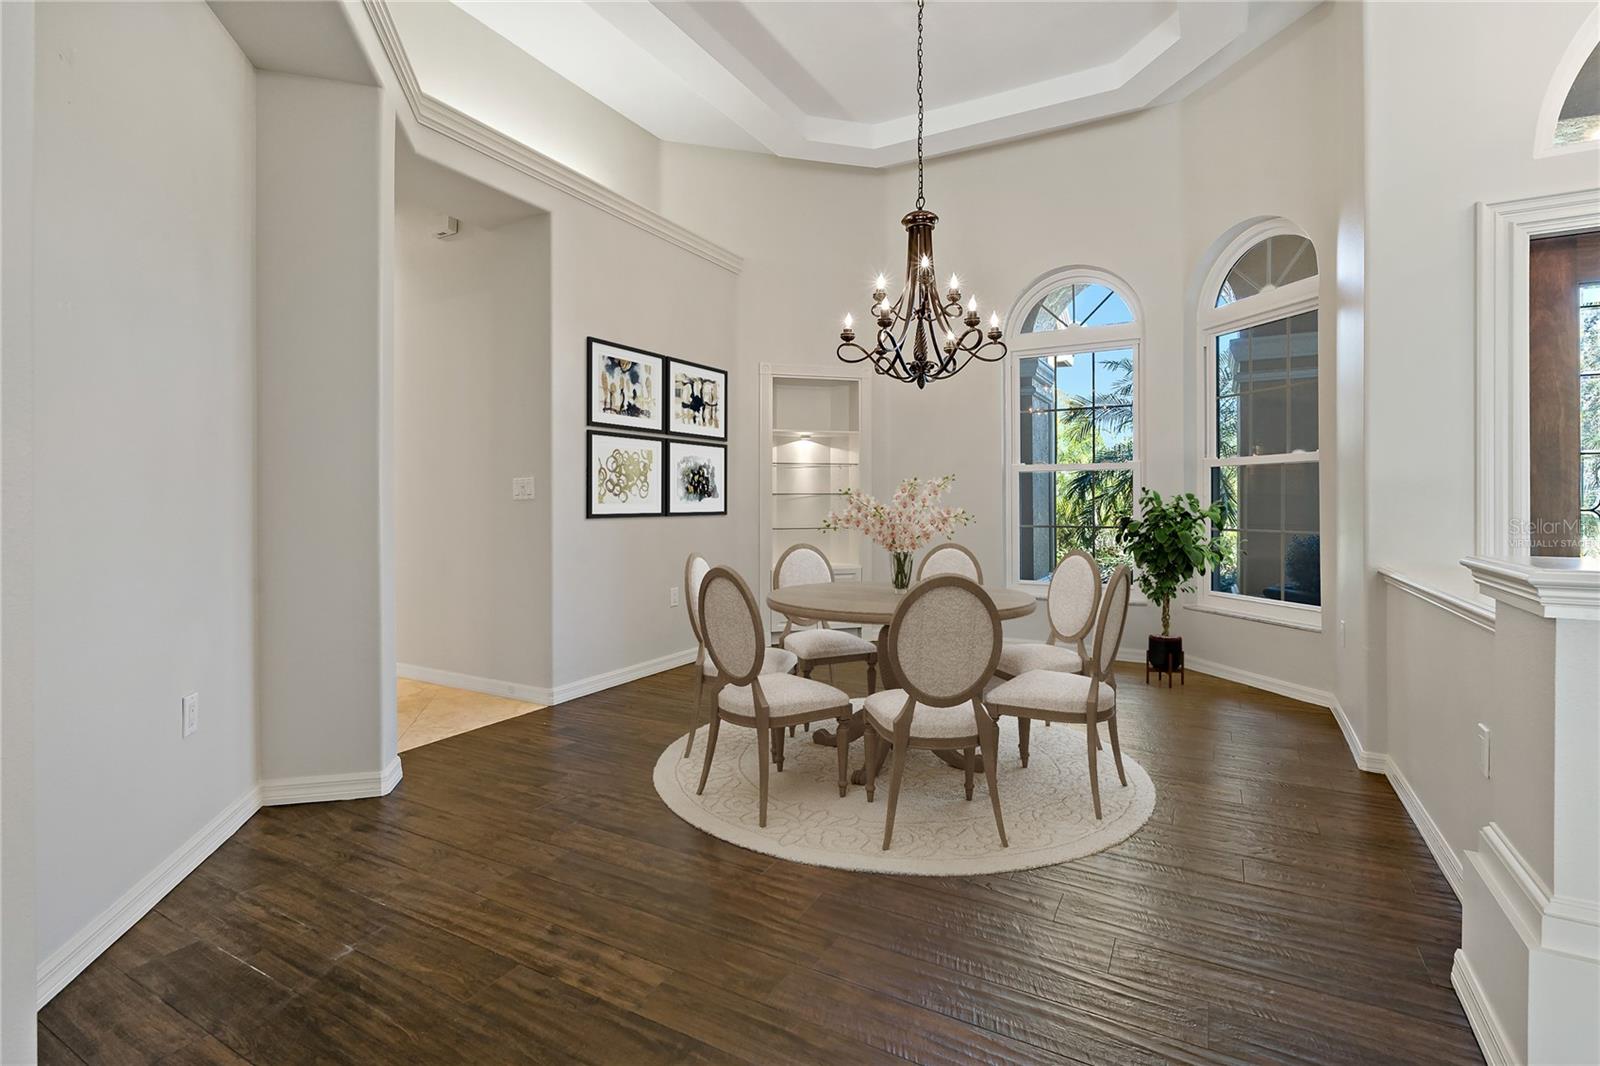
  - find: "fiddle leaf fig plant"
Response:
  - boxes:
[1114,488,1228,637]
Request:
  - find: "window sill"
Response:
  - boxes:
[1183,599,1322,633]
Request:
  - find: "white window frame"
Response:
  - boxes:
[1003,268,1145,598]
[1195,221,1323,629]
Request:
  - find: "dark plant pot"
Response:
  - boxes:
[1146,635,1185,687]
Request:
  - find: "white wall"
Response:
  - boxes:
[1,0,36,1055]
[394,192,552,693]
[32,0,256,964]
[1365,1,1597,599]
[256,71,399,785]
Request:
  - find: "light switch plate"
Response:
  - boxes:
[1476,723,1491,779]
[511,476,535,501]
[182,692,199,738]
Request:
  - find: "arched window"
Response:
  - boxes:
[1006,269,1141,588]
[1198,223,1321,624]
[1554,42,1600,147]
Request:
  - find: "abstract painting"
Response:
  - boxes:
[588,338,665,432]
[667,440,727,516]
[665,357,727,440]
[588,431,664,517]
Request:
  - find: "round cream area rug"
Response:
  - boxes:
[653,711,1155,876]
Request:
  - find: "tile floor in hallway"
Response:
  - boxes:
[396,679,544,752]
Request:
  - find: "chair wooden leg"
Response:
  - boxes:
[1018,715,1031,767]
[881,741,908,850]
[980,716,1008,847]
[773,728,786,772]
[757,724,771,828]
[696,714,721,795]
[963,747,975,800]
[866,657,878,695]
[1086,715,1102,820]
[864,728,878,802]
[835,715,851,797]
[1107,713,1127,786]
[684,671,704,758]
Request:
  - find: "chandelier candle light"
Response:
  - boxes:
[821,475,973,592]
[836,0,1007,388]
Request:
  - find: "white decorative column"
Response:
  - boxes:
[1458,556,1599,1065]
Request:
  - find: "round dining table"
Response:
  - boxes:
[765,580,1036,783]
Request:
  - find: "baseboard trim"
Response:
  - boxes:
[35,785,263,1007]
[1451,949,1517,1066]
[545,647,698,705]
[1376,754,1465,898]
[398,662,545,704]
[259,755,404,807]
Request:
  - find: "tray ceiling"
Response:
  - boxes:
[451,0,1317,167]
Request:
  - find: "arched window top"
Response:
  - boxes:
[1555,42,1600,146]
[1215,234,1317,308]
[1020,279,1135,333]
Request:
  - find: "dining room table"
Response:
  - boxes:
[765,579,1037,783]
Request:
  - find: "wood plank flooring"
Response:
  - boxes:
[39,664,1483,1065]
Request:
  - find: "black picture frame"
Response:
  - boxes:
[586,430,665,519]
[664,356,729,441]
[665,439,729,517]
[587,337,666,433]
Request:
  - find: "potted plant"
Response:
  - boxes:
[821,475,972,592]
[1114,488,1227,683]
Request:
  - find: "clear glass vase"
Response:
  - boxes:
[890,550,914,592]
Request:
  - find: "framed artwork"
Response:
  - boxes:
[588,338,665,433]
[666,440,727,516]
[665,357,727,440]
[587,431,664,518]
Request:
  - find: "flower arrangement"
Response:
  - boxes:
[821,475,973,589]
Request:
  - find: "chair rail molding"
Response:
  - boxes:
[1379,568,1495,632]
[1474,188,1600,559]
[359,0,744,276]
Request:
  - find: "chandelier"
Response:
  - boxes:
[836,0,1007,388]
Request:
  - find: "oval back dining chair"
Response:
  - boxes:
[994,549,1101,681]
[861,575,1007,851]
[986,565,1133,819]
[696,566,855,826]
[915,542,983,583]
[682,553,796,758]
[772,543,877,693]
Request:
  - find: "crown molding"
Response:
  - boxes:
[361,0,743,276]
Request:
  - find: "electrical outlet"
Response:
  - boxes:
[1476,723,1491,779]
[669,586,680,608]
[182,692,199,738]
[511,476,535,501]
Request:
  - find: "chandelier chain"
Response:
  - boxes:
[834,0,1007,386]
[915,0,925,210]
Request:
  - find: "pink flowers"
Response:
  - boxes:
[820,475,973,553]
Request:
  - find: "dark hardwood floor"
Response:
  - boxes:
[39,663,1482,1065]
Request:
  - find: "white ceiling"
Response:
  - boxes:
[452,0,1317,168]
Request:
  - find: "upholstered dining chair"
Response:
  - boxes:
[682,553,797,758]
[915,541,983,583]
[772,543,877,693]
[986,565,1133,820]
[862,575,1007,851]
[993,549,1100,681]
[697,566,856,826]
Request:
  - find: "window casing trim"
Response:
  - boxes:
[1195,221,1324,625]
[1004,269,1145,597]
